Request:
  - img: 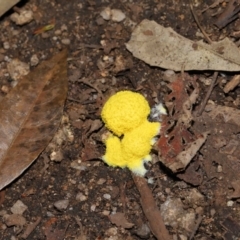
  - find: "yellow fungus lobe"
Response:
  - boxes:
[101,90,163,176]
[101,91,150,136]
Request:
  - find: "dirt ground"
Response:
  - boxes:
[1,0,240,239]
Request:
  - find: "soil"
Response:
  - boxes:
[1,0,240,239]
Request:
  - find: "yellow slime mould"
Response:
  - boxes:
[101,91,150,136]
[101,90,164,176]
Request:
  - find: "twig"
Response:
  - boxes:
[196,71,218,116]
[223,74,240,93]
[190,4,219,116]
[132,174,172,240]
[214,0,240,29]
[20,217,41,239]
[190,4,212,44]
[189,215,203,240]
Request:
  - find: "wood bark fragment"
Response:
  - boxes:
[132,174,172,240]
[214,0,240,29]
[223,74,240,93]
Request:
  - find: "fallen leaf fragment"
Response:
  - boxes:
[221,216,240,239]
[158,74,206,172]
[0,49,68,190]
[169,132,208,172]
[0,0,20,17]
[206,103,240,125]
[177,159,203,186]
[44,217,68,240]
[193,102,240,205]
[3,213,26,234]
[126,19,240,71]
[109,212,134,229]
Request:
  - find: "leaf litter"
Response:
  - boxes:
[158,73,208,173]
[0,50,68,190]
[108,212,134,229]
[2,1,240,239]
[126,19,240,71]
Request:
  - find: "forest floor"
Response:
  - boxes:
[1,0,240,239]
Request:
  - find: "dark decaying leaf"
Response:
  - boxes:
[0,49,68,190]
[158,74,208,172]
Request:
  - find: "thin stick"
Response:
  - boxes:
[190,4,218,116]
[190,4,212,44]
[196,71,218,116]
[132,174,172,240]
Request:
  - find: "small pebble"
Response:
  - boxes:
[1,85,9,93]
[54,30,62,35]
[97,178,106,185]
[76,192,87,202]
[3,42,10,50]
[54,199,69,210]
[7,59,29,81]
[10,200,28,215]
[90,204,96,212]
[61,38,71,45]
[4,56,11,62]
[210,208,216,216]
[147,177,154,184]
[100,7,111,20]
[50,150,63,162]
[30,54,39,66]
[227,200,234,207]
[217,165,222,173]
[103,193,111,200]
[10,10,33,25]
[102,210,110,216]
[111,9,126,22]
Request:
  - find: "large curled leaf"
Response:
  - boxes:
[0,50,68,190]
[126,19,240,71]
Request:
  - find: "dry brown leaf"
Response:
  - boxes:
[193,102,240,204]
[126,19,240,71]
[109,212,134,229]
[206,102,240,125]
[44,218,68,240]
[0,0,20,17]
[0,50,68,190]
[158,74,207,172]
